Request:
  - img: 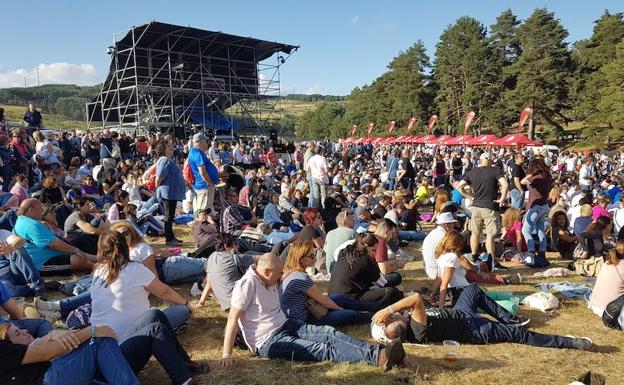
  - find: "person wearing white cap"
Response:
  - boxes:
[188,132,218,214]
[421,212,458,280]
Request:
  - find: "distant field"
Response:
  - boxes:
[2,105,86,130]
[277,99,332,117]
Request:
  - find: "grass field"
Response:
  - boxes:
[2,105,87,130]
[128,223,624,385]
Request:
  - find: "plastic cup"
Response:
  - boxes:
[13,297,25,312]
[442,340,460,364]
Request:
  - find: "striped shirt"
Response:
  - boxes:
[279,271,313,321]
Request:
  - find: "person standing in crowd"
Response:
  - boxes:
[456,152,508,263]
[579,157,595,192]
[155,141,186,246]
[188,133,218,215]
[306,146,330,209]
[396,148,415,192]
[521,158,553,267]
[510,153,526,210]
[23,104,42,137]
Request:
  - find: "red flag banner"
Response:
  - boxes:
[367,122,374,137]
[407,117,417,133]
[387,121,396,134]
[350,124,358,137]
[427,115,437,134]
[464,111,476,135]
[518,107,533,133]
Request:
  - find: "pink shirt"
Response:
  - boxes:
[506,222,527,252]
[592,205,610,221]
[9,184,28,204]
[589,260,624,315]
[231,267,287,352]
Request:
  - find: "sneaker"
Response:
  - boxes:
[190,282,203,297]
[509,315,531,327]
[506,273,522,285]
[166,240,182,247]
[378,340,405,372]
[175,322,190,335]
[570,336,593,350]
[34,297,61,312]
[493,261,508,271]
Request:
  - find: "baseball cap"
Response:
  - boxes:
[436,212,458,225]
[192,132,208,143]
[479,152,491,161]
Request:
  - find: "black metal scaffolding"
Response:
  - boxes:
[86,21,298,136]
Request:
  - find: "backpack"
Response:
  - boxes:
[602,293,624,330]
[144,164,157,192]
[183,158,195,185]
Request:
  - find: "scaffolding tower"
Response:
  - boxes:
[86,21,298,137]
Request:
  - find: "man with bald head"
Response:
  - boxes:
[219,253,405,371]
[13,199,96,273]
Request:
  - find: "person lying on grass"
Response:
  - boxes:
[371,284,594,350]
[219,252,405,372]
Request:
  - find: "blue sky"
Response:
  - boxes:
[0,0,621,95]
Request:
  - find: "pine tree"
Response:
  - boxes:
[596,41,624,129]
[507,8,573,137]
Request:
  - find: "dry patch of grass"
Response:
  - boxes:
[62,223,624,385]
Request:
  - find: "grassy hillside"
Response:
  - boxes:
[2,104,86,130]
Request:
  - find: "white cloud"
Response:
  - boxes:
[350,16,360,25]
[0,62,98,88]
[305,84,322,95]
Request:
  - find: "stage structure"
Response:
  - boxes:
[87,21,298,136]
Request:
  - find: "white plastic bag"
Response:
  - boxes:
[522,292,559,312]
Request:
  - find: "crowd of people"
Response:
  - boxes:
[0,105,622,384]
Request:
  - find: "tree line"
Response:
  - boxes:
[296,8,624,141]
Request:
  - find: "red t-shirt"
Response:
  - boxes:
[374,237,388,263]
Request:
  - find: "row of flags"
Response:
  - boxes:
[350,107,534,136]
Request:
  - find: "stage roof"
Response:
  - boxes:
[114,21,299,62]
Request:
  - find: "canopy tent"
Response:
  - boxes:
[342,137,355,145]
[416,135,438,144]
[407,135,421,143]
[431,135,453,146]
[469,134,499,146]
[447,135,474,146]
[394,135,408,143]
[381,137,396,144]
[370,137,384,145]
[494,133,540,146]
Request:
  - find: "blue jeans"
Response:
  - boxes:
[0,248,46,297]
[11,318,54,338]
[309,295,373,326]
[257,318,380,364]
[387,178,396,191]
[510,189,524,210]
[119,309,191,385]
[521,203,550,253]
[160,305,190,330]
[398,230,426,242]
[308,178,322,209]
[0,208,17,231]
[454,286,575,348]
[59,291,92,318]
[157,257,206,284]
[44,337,139,385]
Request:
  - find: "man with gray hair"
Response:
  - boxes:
[456,152,508,263]
[219,253,405,371]
[188,132,218,214]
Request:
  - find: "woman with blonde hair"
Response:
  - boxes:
[281,240,373,326]
[501,207,526,252]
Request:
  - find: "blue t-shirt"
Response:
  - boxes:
[0,281,10,306]
[188,147,219,190]
[13,216,65,270]
[280,271,314,321]
[451,189,463,206]
[156,156,186,201]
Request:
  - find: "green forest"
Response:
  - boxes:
[296,8,624,144]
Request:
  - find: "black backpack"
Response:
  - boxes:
[602,293,624,330]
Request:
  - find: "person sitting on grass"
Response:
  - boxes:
[219,252,405,372]
[0,230,49,298]
[13,198,96,273]
[588,240,624,330]
[372,284,594,351]
[432,230,520,307]
[501,207,526,253]
[0,321,140,385]
[280,240,373,326]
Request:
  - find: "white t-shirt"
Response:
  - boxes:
[383,210,399,225]
[565,157,577,172]
[90,262,156,336]
[307,155,329,184]
[122,182,142,203]
[436,252,469,288]
[421,226,446,279]
[129,242,153,263]
[579,165,593,187]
